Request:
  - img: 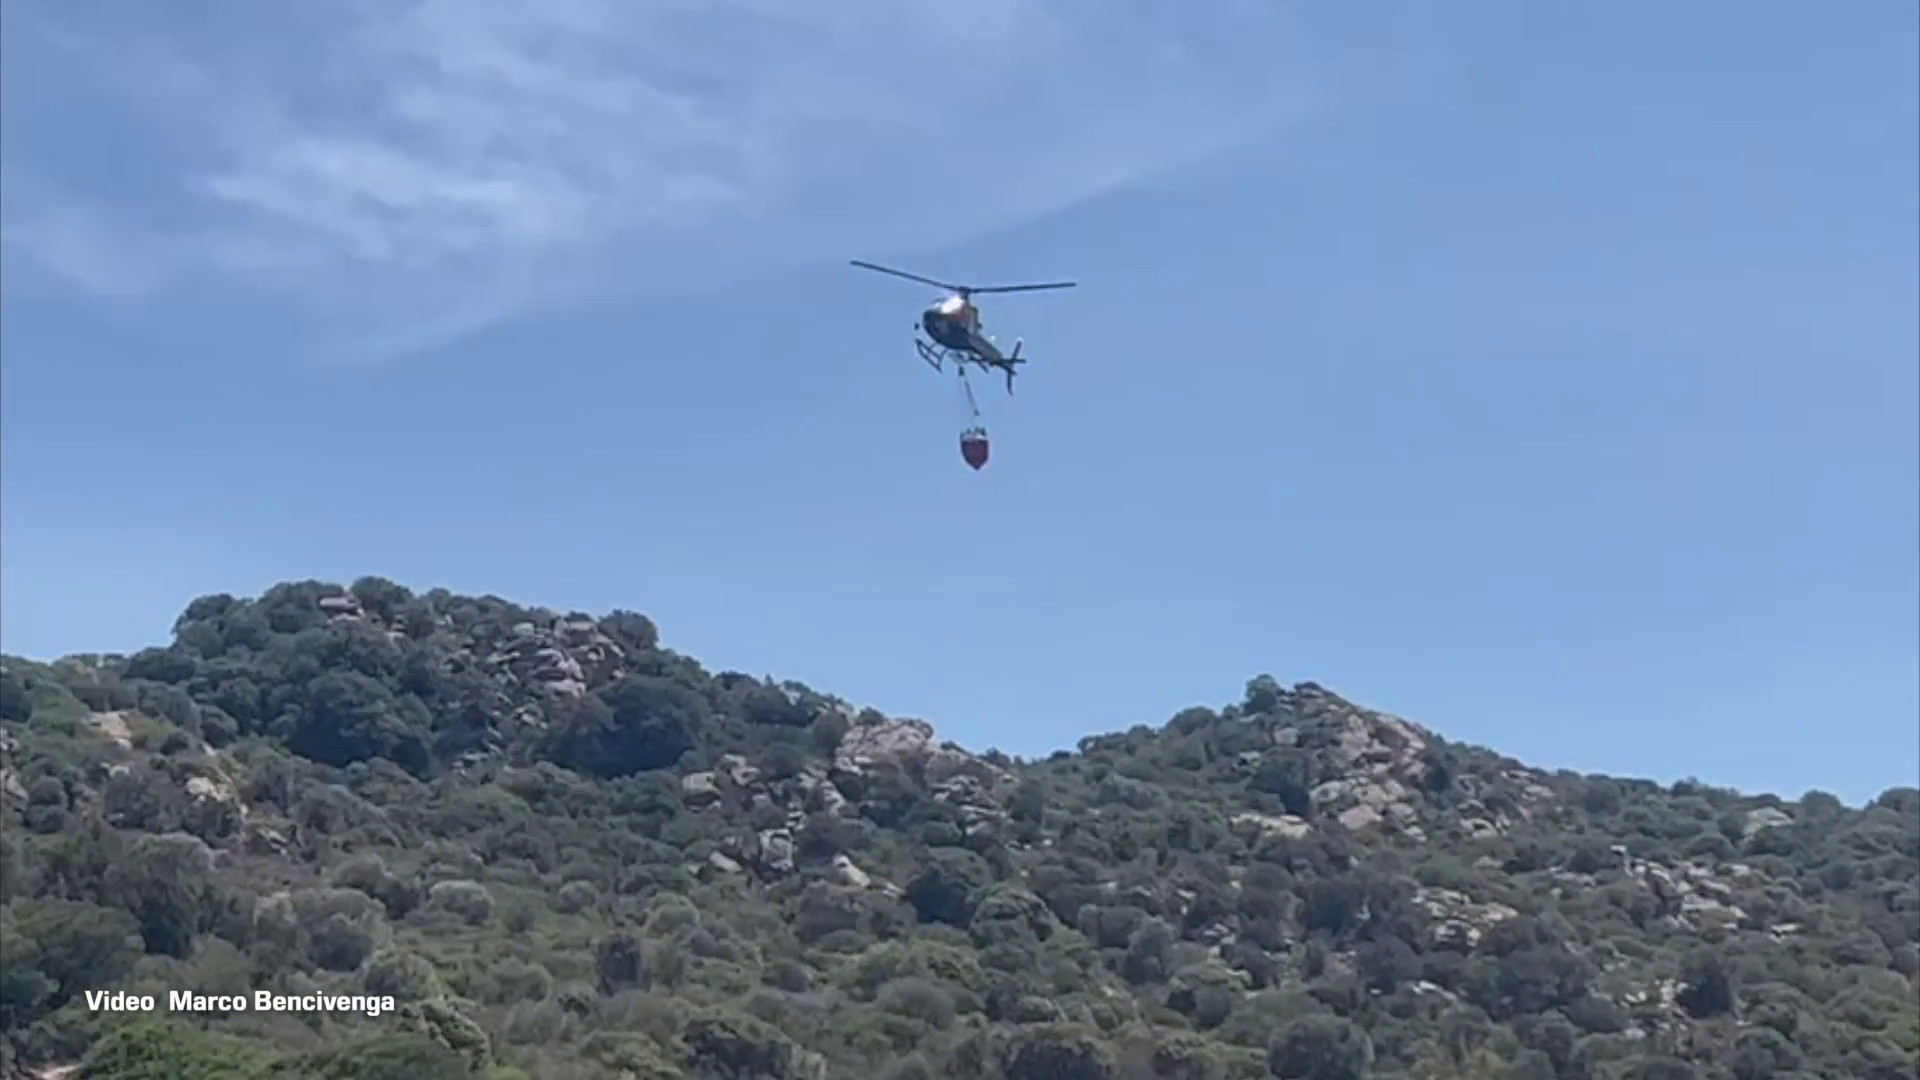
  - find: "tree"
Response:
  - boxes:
[123,647,201,685]
[1622,1057,1698,1080]
[906,848,992,927]
[684,1010,805,1080]
[1356,936,1420,994]
[305,1033,474,1080]
[1167,962,1244,1029]
[1504,1049,1557,1080]
[1244,675,1284,714]
[1512,1011,1579,1075]
[1302,879,1365,936]
[1731,1027,1803,1080]
[4,899,142,1027]
[970,884,1057,949]
[104,834,221,958]
[594,930,644,993]
[1150,1034,1226,1080]
[1251,753,1315,818]
[741,683,810,727]
[282,672,430,773]
[1004,1024,1116,1080]
[348,576,416,623]
[79,1020,277,1080]
[543,676,700,777]
[1121,919,1176,985]
[1267,1015,1373,1080]
[1676,949,1737,1019]
[599,609,660,651]
[0,668,29,721]
[1009,778,1048,825]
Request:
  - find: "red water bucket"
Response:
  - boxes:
[959,429,990,470]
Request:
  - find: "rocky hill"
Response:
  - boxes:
[1,578,1915,1080]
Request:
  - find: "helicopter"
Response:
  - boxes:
[849,260,1076,395]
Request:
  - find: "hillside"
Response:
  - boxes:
[1,578,1915,1080]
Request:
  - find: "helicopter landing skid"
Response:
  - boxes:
[915,338,960,372]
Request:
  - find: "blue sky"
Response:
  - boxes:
[3,2,1915,805]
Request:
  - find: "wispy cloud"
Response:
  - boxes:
[1,0,1307,351]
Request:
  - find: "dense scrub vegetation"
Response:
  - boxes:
[1,578,1915,1079]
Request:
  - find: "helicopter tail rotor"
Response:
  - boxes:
[1001,339,1026,395]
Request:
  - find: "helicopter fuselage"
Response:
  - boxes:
[921,296,988,355]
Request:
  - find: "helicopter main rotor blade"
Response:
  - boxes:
[966,281,1078,294]
[849,260,967,293]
